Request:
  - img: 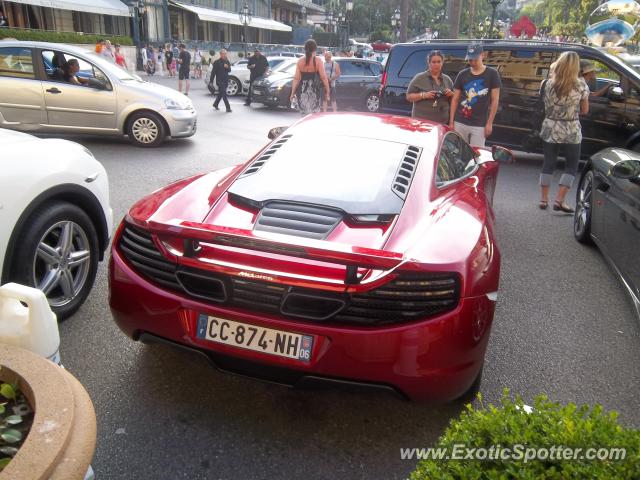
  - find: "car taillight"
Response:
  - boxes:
[379,71,387,97]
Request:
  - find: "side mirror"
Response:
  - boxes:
[609,86,625,102]
[611,159,640,181]
[492,145,515,164]
[268,126,288,139]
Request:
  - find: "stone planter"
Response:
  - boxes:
[0,344,96,480]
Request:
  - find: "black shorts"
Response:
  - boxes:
[178,69,190,80]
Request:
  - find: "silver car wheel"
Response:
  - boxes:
[131,117,159,144]
[366,94,380,112]
[33,221,91,308]
[227,78,240,96]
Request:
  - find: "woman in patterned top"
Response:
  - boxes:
[538,51,589,213]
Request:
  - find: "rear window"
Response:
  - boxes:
[0,47,34,79]
[398,49,467,79]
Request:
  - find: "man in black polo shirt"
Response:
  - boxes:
[245,49,269,106]
[448,44,501,147]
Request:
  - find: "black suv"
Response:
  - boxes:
[380,40,640,157]
[252,58,382,112]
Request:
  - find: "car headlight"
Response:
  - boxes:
[271,80,291,90]
[164,98,191,110]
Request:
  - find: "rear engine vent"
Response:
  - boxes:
[335,273,460,325]
[176,271,227,303]
[392,145,421,199]
[281,290,347,321]
[118,226,180,291]
[240,134,292,178]
[254,202,343,240]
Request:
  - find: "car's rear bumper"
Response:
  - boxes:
[109,247,495,402]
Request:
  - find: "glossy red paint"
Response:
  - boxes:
[109,113,503,402]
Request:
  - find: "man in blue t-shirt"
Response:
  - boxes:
[449,44,501,147]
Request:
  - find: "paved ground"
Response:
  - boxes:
[50,76,640,479]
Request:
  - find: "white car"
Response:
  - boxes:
[205,56,293,96]
[0,128,113,319]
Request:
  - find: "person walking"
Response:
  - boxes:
[139,44,147,73]
[194,48,203,79]
[164,44,174,77]
[177,44,191,95]
[538,51,589,212]
[448,44,501,147]
[156,47,164,76]
[289,39,330,116]
[212,49,232,112]
[323,51,341,112]
[406,50,454,124]
[245,48,269,106]
[114,44,128,70]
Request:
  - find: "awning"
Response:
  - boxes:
[171,1,292,32]
[7,0,131,16]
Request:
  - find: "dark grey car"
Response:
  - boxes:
[252,58,382,112]
[574,148,640,318]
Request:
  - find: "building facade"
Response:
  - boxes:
[1,0,325,45]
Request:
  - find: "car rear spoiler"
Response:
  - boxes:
[145,219,405,285]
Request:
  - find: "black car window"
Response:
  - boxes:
[436,133,476,185]
[0,47,35,80]
[367,63,382,76]
[340,61,367,76]
[484,49,556,91]
[398,50,429,79]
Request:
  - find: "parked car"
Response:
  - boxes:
[0,40,197,147]
[0,128,112,319]
[372,40,392,52]
[380,39,640,157]
[266,52,303,58]
[251,58,383,112]
[204,56,292,96]
[109,112,514,402]
[574,148,640,319]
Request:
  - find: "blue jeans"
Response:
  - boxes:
[539,141,581,188]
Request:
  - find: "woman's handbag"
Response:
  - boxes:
[522,79,548,151]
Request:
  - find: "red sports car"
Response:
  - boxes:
[109,113,512,402]
[372,40,392,52]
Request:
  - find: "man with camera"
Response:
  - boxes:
[406,50,454,124]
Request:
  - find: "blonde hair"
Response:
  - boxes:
[551,52,580,98]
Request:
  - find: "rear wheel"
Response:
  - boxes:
[9,202,99,320]
[127,111,166,147]
[574,170,594,244]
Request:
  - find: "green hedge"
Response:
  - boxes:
[0,28,133,46]
[311,31,340,48]
[411,390,640,480]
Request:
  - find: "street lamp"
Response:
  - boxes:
[345,0,353,46]
[391,8,401,41]
[338,11,346,48]
[487,0,503,39]
[239,2,252,59]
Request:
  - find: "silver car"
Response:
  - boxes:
[0,40,197,147]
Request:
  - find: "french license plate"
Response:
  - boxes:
[196,314,313,362]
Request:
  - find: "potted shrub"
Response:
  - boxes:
[0,344,96,480]
[410,389,640,479]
